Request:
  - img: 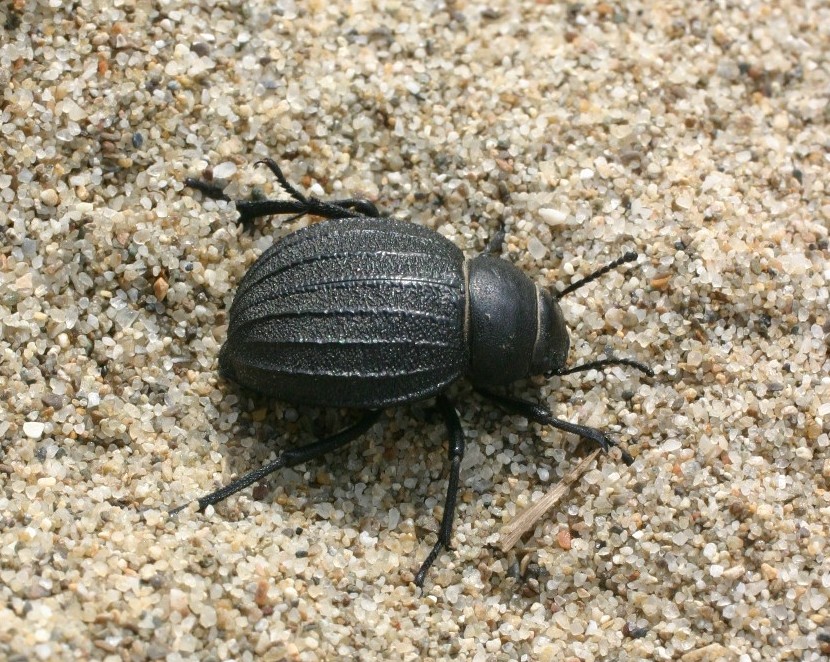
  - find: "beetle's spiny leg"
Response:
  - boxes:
[235,199,312,226]
[414,394,465,587]
[184,177,232,202]
[553,357,654,378]
[324,198,381,218]
[484,223,506,256]
[556,251,638,299]
[196,159,381,225]
[170,410,382,516]
[476,388,634,466]
[255,158,308,204]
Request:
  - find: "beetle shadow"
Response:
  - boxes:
[214,386,366,496]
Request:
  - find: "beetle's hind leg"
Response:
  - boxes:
[187,158,382,228]
[255,157,307,203]
[476,389,634,466]
[184,177,232,202]
[257,158,381,218]
[325,198,381,218]
[256,158,380,217]
[170,410,382,516]
[414,395,466,587]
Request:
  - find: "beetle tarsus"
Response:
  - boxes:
[414,395,465,587]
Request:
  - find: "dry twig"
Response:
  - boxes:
[499,448,601,552]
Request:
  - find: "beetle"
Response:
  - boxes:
[175,158,654,587]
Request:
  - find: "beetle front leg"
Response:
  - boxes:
[476,389,634,466]
[414,394,465,587]
[553,357,654,378]
[170,410,382,515]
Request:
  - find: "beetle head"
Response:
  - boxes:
[466,251,651,387]
[529,289,570,376]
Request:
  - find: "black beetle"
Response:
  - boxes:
[175,158,653,586]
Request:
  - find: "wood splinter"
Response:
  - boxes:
[500,448,602,553]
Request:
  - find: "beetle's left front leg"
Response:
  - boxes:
[414,394,465,587]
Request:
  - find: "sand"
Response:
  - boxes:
[1,1,828,660]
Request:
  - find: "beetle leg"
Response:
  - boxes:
[189,159,382,227]
[234,198,313,226]
[414,394,465,587]
[184,177,232,202]
[255,158,309,203]
[324,198,381,218]
[475,389,634,466]
[256,158,381,217]
[553,357,654,378]
[170,410,382,516]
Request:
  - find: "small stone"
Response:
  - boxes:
[538,208,568,226]
[650,273,671,289]
[212,162,238,178]
[23,422,45,439]
[674,192,693,210]
[721,565,745,580]
[40,188,60,206]
[662,438,682,452]
[154,276,169,301]
[527,236,547,260]
[761,563,779,581]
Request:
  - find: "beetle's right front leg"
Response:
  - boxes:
[476,389,635,465]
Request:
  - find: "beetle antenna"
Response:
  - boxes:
[556,251,638,299]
